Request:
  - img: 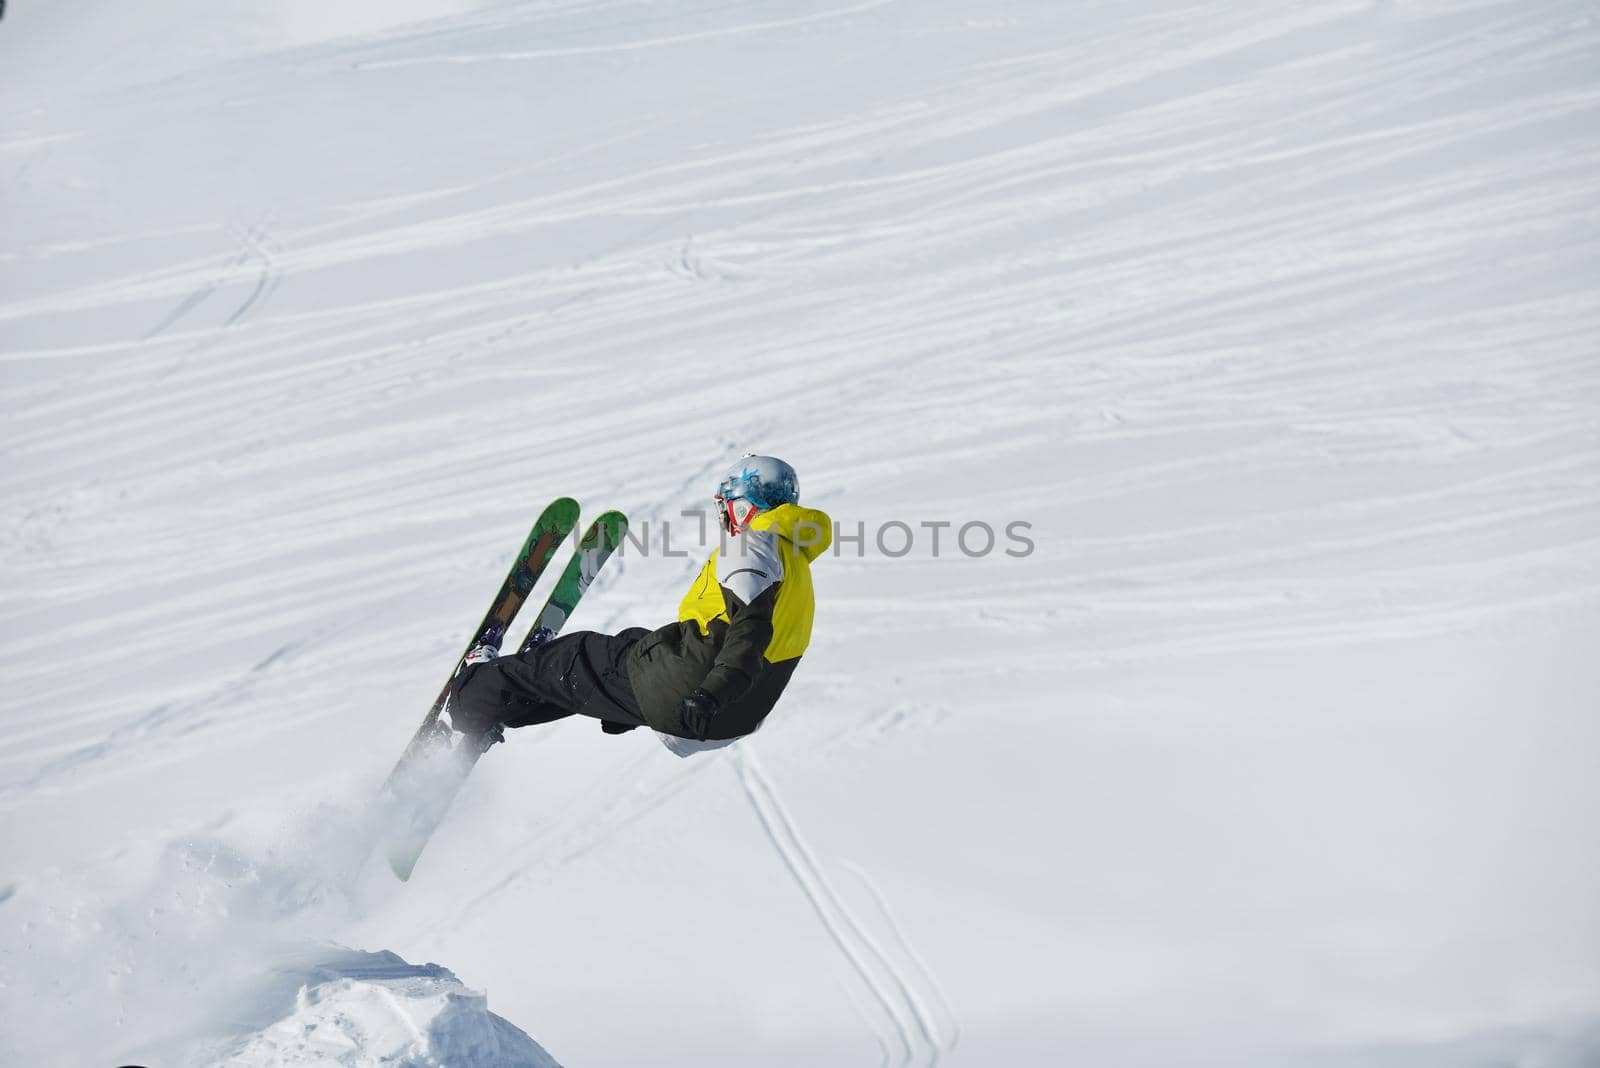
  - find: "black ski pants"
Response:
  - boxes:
[449,628,651,736]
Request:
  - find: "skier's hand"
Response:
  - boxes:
[677,689,721,741]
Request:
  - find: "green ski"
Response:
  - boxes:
[382,496,579,784]
[382,507,630,881]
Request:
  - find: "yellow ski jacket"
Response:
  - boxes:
[626,503,831,745]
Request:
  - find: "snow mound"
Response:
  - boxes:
[0,813,561,1067]
[215,948,560,1068]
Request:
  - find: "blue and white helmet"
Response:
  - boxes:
[715,453,799,533]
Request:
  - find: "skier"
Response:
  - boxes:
[446,455,830,756]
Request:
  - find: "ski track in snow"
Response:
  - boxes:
[142,217,280,341]
[838,858,963,1056]
[352,0,902,70]
[736,745,953,1068]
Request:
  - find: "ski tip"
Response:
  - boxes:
[541,496,582,529]
[518,497,583,559]
[593,509,628,546]
[570,510,629,553]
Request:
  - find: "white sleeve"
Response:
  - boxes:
[657,733,739,758]
[717,529,784,606]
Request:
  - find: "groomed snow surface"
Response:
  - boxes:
[2,0,1599,1065]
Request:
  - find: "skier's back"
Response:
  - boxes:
[448,454,831,754]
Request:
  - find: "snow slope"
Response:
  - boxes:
[3,0,1599,1065]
